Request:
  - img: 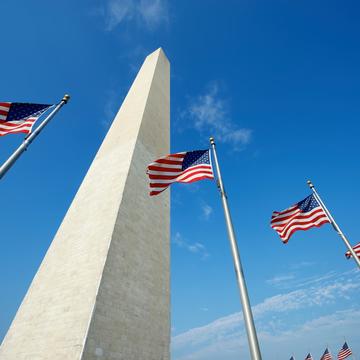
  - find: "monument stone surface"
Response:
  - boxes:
[0,48,170,360]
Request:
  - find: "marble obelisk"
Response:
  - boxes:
[0,48,170,360]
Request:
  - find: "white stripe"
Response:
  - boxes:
[150,178,177,184]
[281,216,329,240]
[147,170,182,176]
[178,173,214,183]
[271,206,299,221]
[0,105,10,111]
[0,114,6,120]
[0,128,31,135]
[0,121,35,130]
[149,152,186,165]
[152,163,183,169]
[150,169,213,184]
[0,120,36,135]
[176,165,212,179]
[166,156,184,162]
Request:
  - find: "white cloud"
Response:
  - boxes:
[201,204,213,220]
[102,0,168,31]
[172,270,360,360]
[266,274,295,286]
[186,83,252,150]
[173,232,209,259]
[138,0,169,28]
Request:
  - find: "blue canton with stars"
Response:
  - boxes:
[298,194,320,213]
[182,150,210,170]
[7,103,50,122]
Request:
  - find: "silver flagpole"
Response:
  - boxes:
[209,137,262,360]
[307,180,360,269]
[0,94,70,180]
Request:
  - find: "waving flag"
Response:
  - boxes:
[345,242,360,259]
[320,348,332,360]
[147,149,214,196]
[305,353,313,360]
[0,102,51,137]
[338,342,352,360]
[271,194,330,243]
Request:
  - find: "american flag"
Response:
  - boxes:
[338,342,352,360]
[147,149,214,196]
[321,348,332,360]
[271,194,330,243]
[0,102,51,137]
[345,242,360,259]
[305,353,313,360]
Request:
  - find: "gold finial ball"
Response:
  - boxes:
[62,94,71,103]
[209,136,215,144]
[307,180,312,185]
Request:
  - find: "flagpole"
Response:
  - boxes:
[209,137,262,360]
[307,180,360,268]
[0,94,70,180]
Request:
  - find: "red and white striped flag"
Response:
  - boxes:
[338,342,352,360]
[345,242,360,259]
[320,348,332,360]
[0,102,51,136]
[271,194,330,243]
[146,149,214,196]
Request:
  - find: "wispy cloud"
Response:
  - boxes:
[172,269,360,359]
[201,204,213,220]
[173,232,209,259]
[100,0,169,31]
[184,82,252,150]
[266,274,295,287]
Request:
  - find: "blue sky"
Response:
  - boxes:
[1,1,360,359]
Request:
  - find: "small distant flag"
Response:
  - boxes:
[147,149,214,196]
[0,102,51,137]
[305,353,313,360]
[271,194,330,243]
[338,342,352,360]
[320,348,332,360]
[345,242,360,259]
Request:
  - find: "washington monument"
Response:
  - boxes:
[0,48,170,359]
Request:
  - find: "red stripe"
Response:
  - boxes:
[167,153,185,158]
[178,175,214,184]
[150,170,214,185]
[279,219,330,243]
[147,166,182,173]
[275,213,329,238]
[0,129,31,136]
[0,119,35,127]
[154,158,183,165]
[149,174,214,194]
[0,110,9,116]
[148,174,179,180]
[149,183,169,188]
[271,209,301,224]
[271,208,326,229]
[177,170,214,182]
[0,102,11,108]
[271,205,298,219]
[150,189,166,196]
